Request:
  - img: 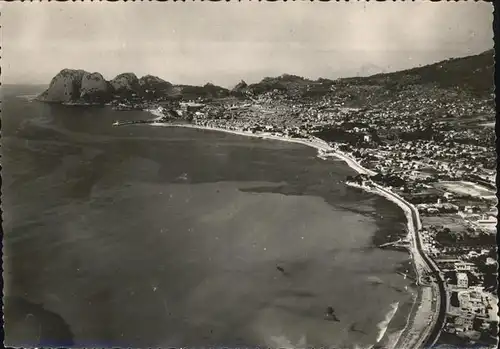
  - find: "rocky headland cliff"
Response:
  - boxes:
[37,69,226,105]
[37,69,90,103]
[37,69,176,105]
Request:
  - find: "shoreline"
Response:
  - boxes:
[141,118,438,349]
[149,122,376,175]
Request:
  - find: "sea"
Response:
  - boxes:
[2,85,416,349]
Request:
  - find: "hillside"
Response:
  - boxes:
[339,49,494,97]
[173,83,230,100]
[242,49,493,103]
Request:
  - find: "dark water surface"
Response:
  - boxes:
[2,86,414,349]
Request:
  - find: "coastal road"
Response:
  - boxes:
[410,206,447,348]
[298,135,445,349]
[273,135,446,347]
[266,135,446,347]
[375,185,446,348]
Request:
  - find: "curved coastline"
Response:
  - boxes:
[138,119,440,349]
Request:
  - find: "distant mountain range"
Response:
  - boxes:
[340,49,493,97]
[37,49,493,104]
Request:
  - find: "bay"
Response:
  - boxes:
[2,86,415,349]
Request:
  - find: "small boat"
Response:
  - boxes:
[324,306,340,322]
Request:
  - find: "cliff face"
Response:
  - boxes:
[37,69,113,104]
[109,73,140,96]
[37,69,88,103]
[39,69,231,104]
[38,70,175,104]
[80,72,113,102]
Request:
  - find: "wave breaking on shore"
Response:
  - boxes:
[376,302,400,343]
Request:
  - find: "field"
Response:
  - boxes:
[434,181,495,199]
[421,214,469,233]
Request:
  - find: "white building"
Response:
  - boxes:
[476,217,497,232]
[458,291,471,309]
[467,251,480,258]
[454,314,475,332]
[455,262,474,272]
[486,257,496,265]
[457,272,469,288]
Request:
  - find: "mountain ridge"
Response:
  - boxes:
[37,49,493,104]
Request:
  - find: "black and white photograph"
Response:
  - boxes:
[1,1,498,348]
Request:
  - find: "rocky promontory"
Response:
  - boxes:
[38,68,235,105]
[37,69,177,105]
[37,69,89,103]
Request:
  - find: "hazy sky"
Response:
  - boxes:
[1,1,493,87]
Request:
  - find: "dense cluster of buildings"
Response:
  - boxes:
[435,253,498,346]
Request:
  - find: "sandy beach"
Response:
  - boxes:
[144,116,439,349]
